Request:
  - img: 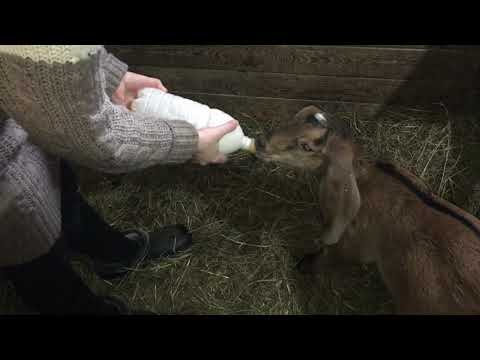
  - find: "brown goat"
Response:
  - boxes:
[256,105,480,314]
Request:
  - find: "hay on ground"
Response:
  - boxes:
[2,104,480,314]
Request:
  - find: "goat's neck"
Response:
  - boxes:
[350,142,376,185]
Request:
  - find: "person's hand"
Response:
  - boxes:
[112,71,167,108]
[194,120,238,165]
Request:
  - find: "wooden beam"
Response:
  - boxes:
[168,92,443,127]
[131,66,476,108]
[107,45,480,81]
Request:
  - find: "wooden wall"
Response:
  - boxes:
[106,45,480,117]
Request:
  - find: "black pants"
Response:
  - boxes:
[1,160,137,314]
[60,161,139,262]
[2,239,119,314]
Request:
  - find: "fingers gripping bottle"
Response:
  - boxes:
[131,88,256,155]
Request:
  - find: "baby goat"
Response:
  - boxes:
[256,106,480,314]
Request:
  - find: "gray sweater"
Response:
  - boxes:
[0,46,198,266]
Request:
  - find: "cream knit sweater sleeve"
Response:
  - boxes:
[0,45,198,174]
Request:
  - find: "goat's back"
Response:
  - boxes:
[359,162,480,314]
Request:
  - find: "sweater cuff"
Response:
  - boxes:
[102,52,129,98]
[165,121,199,163]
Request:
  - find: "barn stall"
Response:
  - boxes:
[2,45,480,314]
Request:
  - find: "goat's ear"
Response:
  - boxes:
[316,147,361,247]
[294,105,323,124]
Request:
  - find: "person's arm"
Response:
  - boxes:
[0,46,198,173]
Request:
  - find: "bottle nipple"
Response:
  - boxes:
[242,137,256,154]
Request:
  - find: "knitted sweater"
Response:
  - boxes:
[0,45,198,266]
[0,45,198,173]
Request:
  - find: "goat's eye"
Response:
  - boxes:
[300,143,313,152]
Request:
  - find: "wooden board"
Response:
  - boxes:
[131,65,477,109]
[169,92,444,127]
[107,45,480,81]
[106,45,480,113]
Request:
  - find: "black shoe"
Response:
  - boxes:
[93,225,193,280]
[146,225,193,258]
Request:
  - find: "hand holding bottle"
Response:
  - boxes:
[131,88,255,156]
[195,120,239,165]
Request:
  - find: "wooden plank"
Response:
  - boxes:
[171,92,380,131]
[178,92,383,120]
[166,92,445,130]
[107,45,480,80]
[131,66,477,108]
